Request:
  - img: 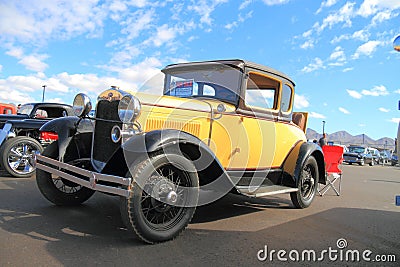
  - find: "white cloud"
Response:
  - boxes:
[239,0,252,10]
[390,118,400,123]
[188,0,228,26]
[0,64,2,72]
[262,0,290,6]
[358,0,400,17]
[119,9,154,40]
[225,11,253,30]
[361,85,389,96]
[300,40,314,50]
[371,10,398,25]
[395,89,400,94]
[347,89,362,99]
[6,46,48,72]
[316,0,338,14]
[329,46,346,62]
[0,58,165,104]
[352,40,383,59]
[339,107,350,114]
[314,2,355,33]
[301,58,325,73]
[342,67,353,72]
[0,1,107,44]
[294,94,309,109]
[379,107,390,112]
[331,29,370,44]
[309,112,326,119]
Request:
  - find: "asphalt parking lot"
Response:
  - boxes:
[0,164,399,266]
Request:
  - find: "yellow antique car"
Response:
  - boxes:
[35,59,325,243]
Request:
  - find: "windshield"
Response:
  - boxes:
[17,104,34,115]
[163,64,242,105]
[348,147,366,153]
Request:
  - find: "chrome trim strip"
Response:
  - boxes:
[36,155,131,197]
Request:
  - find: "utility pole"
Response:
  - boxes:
[322,120,326,134]
[42,85,46,102]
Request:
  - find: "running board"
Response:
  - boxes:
[236,185,298,197]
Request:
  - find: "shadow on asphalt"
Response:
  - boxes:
[1,177,399,265]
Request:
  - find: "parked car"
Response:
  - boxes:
[0,103,17,115]
[343,146,374,166]
[379,150,391,164]
[391,153,398,166]
[35,59,326,244]
[0,103,73,177]
[369,148,381,164]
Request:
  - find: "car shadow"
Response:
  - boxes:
[1,179,399,266]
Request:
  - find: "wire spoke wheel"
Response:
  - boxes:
[36,141,95,206]
[121,152,199,244]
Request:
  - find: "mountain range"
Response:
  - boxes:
[306,129,395,150]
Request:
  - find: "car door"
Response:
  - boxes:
[228,70,306,171]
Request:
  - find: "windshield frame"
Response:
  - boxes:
[17,104,34,115]
[162,63,244,106]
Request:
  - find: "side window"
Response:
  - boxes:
[281,84,293,112]
[245,72,280,111]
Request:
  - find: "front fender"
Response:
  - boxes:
[118,129,236,205]
[40,117,94,161]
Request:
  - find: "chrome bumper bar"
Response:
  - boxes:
[36,155,132,197]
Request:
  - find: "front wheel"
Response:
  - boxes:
[290,156,318,209]
[36,141,95,206]
[120,151,199,244]
[0,136,43,178]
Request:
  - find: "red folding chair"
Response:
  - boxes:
[318,145,344,196]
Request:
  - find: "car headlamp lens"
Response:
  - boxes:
[118,94,141,123]
[73,93,92,117]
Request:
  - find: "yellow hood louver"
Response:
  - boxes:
[144,118,201,137]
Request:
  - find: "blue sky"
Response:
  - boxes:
[0,0,399,140]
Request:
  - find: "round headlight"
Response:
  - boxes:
[73,93,92,117]
[118,94,141,123]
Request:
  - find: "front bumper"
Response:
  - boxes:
[36,154,132,197]
[343,156,363,164]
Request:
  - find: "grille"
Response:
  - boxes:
[92,100,122,166]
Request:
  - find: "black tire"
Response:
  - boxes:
[348,162,353,165]
[290,156,318,209]
[36,141,95,206]
[120,151,199,244]
[359,158,365,166]
[369,159,374,166]
[0,136,43,178]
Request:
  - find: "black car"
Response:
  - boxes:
[0,103,73,177]
[343,146,374,166]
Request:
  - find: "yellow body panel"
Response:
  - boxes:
[128,93,306,170]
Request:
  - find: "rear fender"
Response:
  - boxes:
[39,117,94,161]
[282,141,325,186]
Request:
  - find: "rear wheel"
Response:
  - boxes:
[120,151,199,243]
[0,136,43,178]
[290,156,318,209]
[36,141,95,206]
